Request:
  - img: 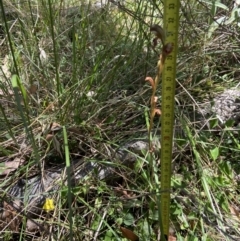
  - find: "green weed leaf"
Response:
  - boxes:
[200,0,229,11]
[11,74,28,103]
[225,119,235,127]
[104,230,113,241]
[210,147,219,161]
[123,213,135,226]
[209,118,218,128]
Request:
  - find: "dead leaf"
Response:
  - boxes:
[0,158,25,176]
[52,135,62,158]
[46,134,54,142]
[39,47,48,64]
[229,204,240,221]
[120,226,139,241]
[50,122,62,132]
[29,81,39,94]
[26,219,39,233]
[114,187,135,199]
[2,200,22,232]
[68,127,82,135]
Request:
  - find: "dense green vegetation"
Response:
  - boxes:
[0,0,240,240]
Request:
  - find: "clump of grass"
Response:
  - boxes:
[0,0,240,240]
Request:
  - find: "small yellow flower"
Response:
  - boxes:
[43,198,55,212]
